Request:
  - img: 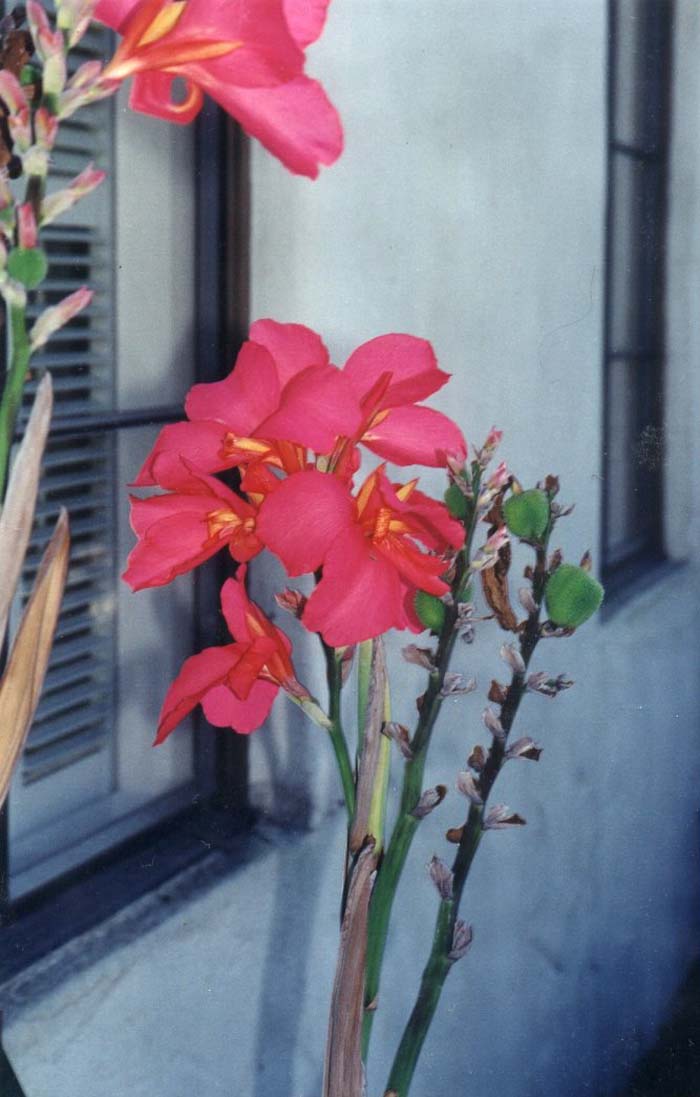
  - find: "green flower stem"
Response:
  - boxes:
[362,477,482,1056]
[322,638,356,821]
[0,304,31,500]
[384,544,550,1097]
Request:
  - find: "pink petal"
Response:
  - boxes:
[194,73,343,178]
[249,319,329,387]
[256,469,354,575]
[155,643,241,744]
[132,422,231,489]
[174,0,304,88]
[344,335,449,408]
[129,71,203,125]
[375,536,449,597]
[185,341,280,433]
[123,509,219,590]
[303,526,410,645]
[202,678,278,734]
[259,365,362,454]
[363,405,467,468]
[219,568,252,640]
[283,0,331,48]
[94,0,139,31]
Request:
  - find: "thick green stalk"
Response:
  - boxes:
[0,304,31,499]
[384,543,549,1096]
[322,640,356,821]
[362,481,481,1055]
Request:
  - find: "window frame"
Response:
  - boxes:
[0,104,253,978]
[601,0,674,596]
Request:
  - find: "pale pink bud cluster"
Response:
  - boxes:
[41,163,106,226]
[27,1,67,97]
[475,426,503,469]
[29,286,93,351]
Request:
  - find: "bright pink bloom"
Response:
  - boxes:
[96,0,342,177]
[257,466,465,645]
[123,462,262,590]
[155,565,306,740]
[325,334,467,472]
[134,321,362,490]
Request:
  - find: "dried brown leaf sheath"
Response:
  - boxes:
[323,840,377,1097]
[0,509,70,809]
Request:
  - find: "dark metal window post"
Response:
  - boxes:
[602,0,674,591]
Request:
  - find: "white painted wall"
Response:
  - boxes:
[246,2,700,1095]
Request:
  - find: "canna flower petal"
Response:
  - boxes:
[302,526,409,646]
[132,420,232,489]
[96,0,342,177]
[362,404,467,468]
[256,364,362,454]
[283,0,330,48]
[202,677,278,734]
[248,319,330,385]
[123,466,261,590]
[185,341,280,432]
[344,334,450,409]
[154,642,246,744]
[190,72,342,180]
[257,469,355,575]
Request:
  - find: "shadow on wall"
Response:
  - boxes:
[616,961,700,1097]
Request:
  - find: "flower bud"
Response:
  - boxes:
[428,855,453,900]
[383,721,413,761]
[448,920,473,962]
[29,285,92,350]
[505,737,543,762]
[518,586,537,615]
[412,785,446,819]
[441,672,477,698]
[483,804,527,830]
[0,69,28,114]
[482,707,504,741]
[500,643,526,675]
[467,744,487,772]
[402,643,435,670]
[456,770,483,804]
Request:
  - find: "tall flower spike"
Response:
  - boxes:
[95,0,343,177]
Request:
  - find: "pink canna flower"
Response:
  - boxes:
[155,565,308,740]
[123,461,262,591]
[95,0,342,178]
[257,465,465,646]
[134,320,363,490]
[327,334,467,472]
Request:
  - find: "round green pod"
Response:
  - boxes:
[414,590,446,633]
[7,247,48,290]
[503,488,550,541]
[444,482,468,520]
[545,564,604,628]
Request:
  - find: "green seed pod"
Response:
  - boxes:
[414,590,446,633]
[544,564,604,628]
[7,248,48,290]
[503,489,550,542]
[444,482,468,520]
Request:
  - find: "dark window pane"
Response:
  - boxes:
[609,153,664,353]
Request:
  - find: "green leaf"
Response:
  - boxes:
[444,483,468,520]
[414,590,445,633]
[7,248,48,290]
[545,564,604,628]
[503,489,550,541]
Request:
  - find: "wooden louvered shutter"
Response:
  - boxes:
[7,25,204,898]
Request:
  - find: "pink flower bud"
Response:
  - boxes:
[456,770,483,804]
[17,204,38,249]
[486,461,510,491]
[35,107,59,151]
[8,106,32,153]
[483,804,527,830]
[0,70,28,115]
[29,286,93,351]
[500,643,526,675]
[428,855,454,901]
[41,163,107,226]
[448,920,474,962]
[505,737,543,762]
[482,707,505,741]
